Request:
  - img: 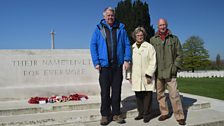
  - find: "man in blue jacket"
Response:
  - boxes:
[90,7,131,125]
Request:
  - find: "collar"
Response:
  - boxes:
[155,29,172,38]
[133,41,148,48]
[100,19,120,29]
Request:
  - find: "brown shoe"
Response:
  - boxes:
[100,116,109,125]
[113,115,126,124]
[177,119,186,125]
[158,115,170,121]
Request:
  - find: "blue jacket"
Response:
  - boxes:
[90,19,131,67]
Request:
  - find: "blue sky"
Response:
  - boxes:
[0,0,224,60]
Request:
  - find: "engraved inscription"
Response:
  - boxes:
[12,58,92,77]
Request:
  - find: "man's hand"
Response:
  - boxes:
[123,61,130,70]
[95,65,101,71]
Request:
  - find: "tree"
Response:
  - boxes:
[216,54,221,70]
[182,36,211,72]
[115,0,154,45]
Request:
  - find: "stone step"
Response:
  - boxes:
[84,109,224,126]
[0,93,210,117]
[0,107,143,126]
[1,106,223,126]
[0,92,219,126]
[0,96,99,116]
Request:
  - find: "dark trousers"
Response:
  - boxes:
[99,64,123,116]
[135,91,153,117]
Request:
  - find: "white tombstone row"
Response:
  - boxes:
[177,71,224,78]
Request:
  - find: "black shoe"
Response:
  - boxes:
[134,115,143,120]
[158,114,170,121]
[143,116,150,123]
[177,119,186,125]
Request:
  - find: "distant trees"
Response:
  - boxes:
[114,0,223,71]
[216,54,221,70]
[115,0,154,45]
[182,36,211,72]
[212,54,224,70]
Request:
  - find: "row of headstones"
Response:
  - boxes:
[177,71,224,78]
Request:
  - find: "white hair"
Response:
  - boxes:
[103,7,115,16]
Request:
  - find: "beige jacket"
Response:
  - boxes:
[131,41,157,91]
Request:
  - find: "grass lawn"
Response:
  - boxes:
[177,78,224,100]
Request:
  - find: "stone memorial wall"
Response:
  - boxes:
[0,49,99,100]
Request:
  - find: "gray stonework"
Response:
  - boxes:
[0,49,99,100]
